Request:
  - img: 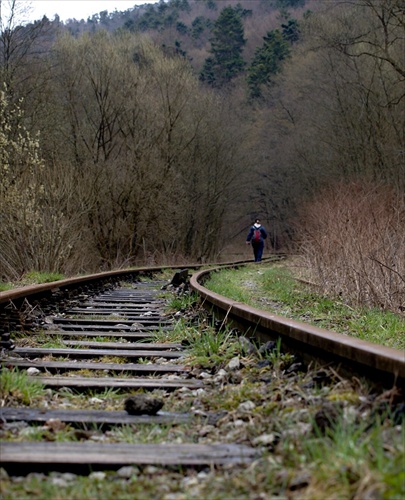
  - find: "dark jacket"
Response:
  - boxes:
[246,224,267,244]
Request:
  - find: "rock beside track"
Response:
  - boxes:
[124,394,164,415]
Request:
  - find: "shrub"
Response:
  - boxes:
[296,181,405,312]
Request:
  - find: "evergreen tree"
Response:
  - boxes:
[200,6,246,87]
[191,16,208,39]
[275,0,306,7]
[282,19,300,43]
[176,21,188,35]
[171,0,191,12]
[247,29,291,99]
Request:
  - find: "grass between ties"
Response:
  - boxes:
[204,263,405,350]
[0,369,45,406]
[1,349,404,498]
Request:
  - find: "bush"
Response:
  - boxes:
[297,181,405,312]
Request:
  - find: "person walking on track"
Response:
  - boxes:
[246,218,268,262]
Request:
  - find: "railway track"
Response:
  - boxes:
[1,271,259,474]
[190,267,405,388]
[1,262,404,491]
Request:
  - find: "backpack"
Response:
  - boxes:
[253,227,261,243]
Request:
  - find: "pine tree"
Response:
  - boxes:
[282,19,300,43]
[247,29,291,99]
[200,6,246,87]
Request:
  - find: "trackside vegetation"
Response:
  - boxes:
[1,1,403,280]
[0,369,46,406]
[204,263,405,350]
[0,272,65,291]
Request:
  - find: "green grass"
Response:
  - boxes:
[0,271,65,291]
[185,323,240,369]
[151,319,189,343]
[0,282,13,292]
[0,368,46,405]
[86,387,122,399]
[298,417,405,499]
[153,315,240,368]
[111,423,189,444]
[22,271,65,284]
[12,330,67,349]
[1,270,402,500]
[0,471,193,500]
[204,264,405,350]
[166,292,198,313]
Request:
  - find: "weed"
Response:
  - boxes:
[186,323,239,369]
[99,356,128,364]
[259,337,295,371]
[87,387,121,399]
[22,271,65,284]
[84,336,123,343]
[41,338,67,349]
[71,369,105,377]
[0,367,46,405]
[0,282,13,292]
[111,423,184,444]
[166,293,198,313]
[12,330,67,349]
[300,417,405,498]
[152,319,190,343]
[136,357,154,364]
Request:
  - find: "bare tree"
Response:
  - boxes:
[306,0,405,187]
[0,89,87,279]
[47,31,247,266]
[238,0,404,253]
[0,0,52,93]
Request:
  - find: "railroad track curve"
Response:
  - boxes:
[0,262,262,475]
[190,266,405,388]
[0,259,404,485]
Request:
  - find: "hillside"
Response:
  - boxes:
[51,0,313,73]
[1,0,403,312]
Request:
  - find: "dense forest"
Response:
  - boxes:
[0,0,404,311]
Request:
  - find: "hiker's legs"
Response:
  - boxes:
[253,243,264,262]
[252,244,258,261]
[255,243,264,262]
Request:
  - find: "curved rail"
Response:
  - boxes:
[0,258,271,306]
[1,256,402,387]
[1,260,404,478]
[0,256,286,304]
[0,257,283,337]
[1,274,260,473]
[190,267,405,388]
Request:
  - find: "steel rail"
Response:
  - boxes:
[0,257,283,339]
[189,267,405,388]
[1,259,403,477]
[2,255,401,386]
[0,264,203,339]
[0,265,188,304]
[0,256,283,306]
[0,259,265,305]
[1,269,264,473]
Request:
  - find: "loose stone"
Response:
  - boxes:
[226,356,240,371]
[239,336,258,355]
[124,394,164,415]
[26,367,41,375]
[116,466,140,478]
[238,401,256,412]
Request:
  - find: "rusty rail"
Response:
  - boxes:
[190,267,405,387]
